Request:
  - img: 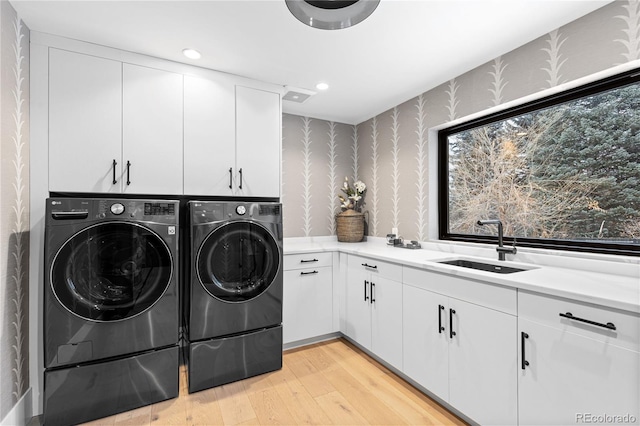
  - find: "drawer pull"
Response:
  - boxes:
[300,259,319,263]
[449,309,456,339]
[521,332,530,370]
[559,312,616,331]
[112,159,118,185]
[300,270,318,275]
[361,263,378,269]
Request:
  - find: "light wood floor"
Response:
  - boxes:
[81,338,466,425]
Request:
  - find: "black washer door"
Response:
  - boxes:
[197,221,279,302]
[51,222,173,321]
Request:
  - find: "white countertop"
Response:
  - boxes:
[284,237,640,314]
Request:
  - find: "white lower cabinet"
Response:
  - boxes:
[402,268,518,425]
[518,292,640,425]
[283,253,333,345]
[346,255,403,370]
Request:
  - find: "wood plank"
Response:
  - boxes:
[214,380,257,425]
[269,373,333,425]
[149,397,187,425]
[113,405,152,425]
[287,350,336,397]
[184,387,225,426]
[321,368,407,425]
[247,387,297,425]
[314,390,368,425]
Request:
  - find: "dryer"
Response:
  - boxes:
[43,198,180,425]
[186,201,283,393]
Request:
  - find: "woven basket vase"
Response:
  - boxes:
[336,209,365,242]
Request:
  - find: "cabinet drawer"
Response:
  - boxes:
[348,254,402,282]
[519,290,640,352]
[284,252,332,270]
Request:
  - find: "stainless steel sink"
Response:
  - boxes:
[438,259,526,274]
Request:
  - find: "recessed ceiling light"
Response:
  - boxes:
[316,82,329,91]
[182,48,201,60]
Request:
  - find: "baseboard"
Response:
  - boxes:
[1,388,32,426]
[282,332,341,351]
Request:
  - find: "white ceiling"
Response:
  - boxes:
[11,0,611,125]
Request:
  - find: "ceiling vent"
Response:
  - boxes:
[285,0,380,30]
[283,86,316,103]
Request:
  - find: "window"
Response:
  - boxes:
[439,70,640,256]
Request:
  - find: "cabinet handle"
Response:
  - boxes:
[300,259,318,263]
[371,282,375,304]
[559,312,616,330]
[300,270,318,275]
[239,168,243,189]
[449,309,456,339]
[361,263,377,269]
[438,305,445,334]
[126,161,131,185]
[112,159,118,185]
[364,280,369,301]
[521,332,530,370]
[229,167,233,189]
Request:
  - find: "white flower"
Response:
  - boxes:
[349,195,362,202]
[354,181,366,193]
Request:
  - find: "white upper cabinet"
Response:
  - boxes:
[184,81,281,198]
[183,74,236,196]
[235,86,281,198]
[46,41,280,197]
[122,64,183,195]
[49,49,122,193]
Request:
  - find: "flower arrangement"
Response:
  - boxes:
[338,176,366,212]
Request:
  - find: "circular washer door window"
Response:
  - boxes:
[197,221,280,302]
[51,222,173,321]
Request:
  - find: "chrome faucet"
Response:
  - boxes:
[477,219,517,261]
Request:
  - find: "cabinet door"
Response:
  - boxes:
[122,64,183,194]
[448,298,517,426]
[371,277,403,370]
[345,263,372,349]
[235,86,280,198]
[184,74,236,196]
[402,284,449,401]
[519,318,640,426]
[283,267,333,344]
[49,49,122,193]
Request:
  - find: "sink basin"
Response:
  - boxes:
[438,259,526,274]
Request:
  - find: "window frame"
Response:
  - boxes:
[438,68,640,257]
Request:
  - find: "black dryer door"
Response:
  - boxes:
[196,221,280,302]
[50,222,173,321]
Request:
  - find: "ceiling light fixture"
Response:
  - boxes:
[182,48,201,60]
[285,0,380,30]
[316,82,329,91]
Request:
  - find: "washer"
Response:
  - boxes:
[43,198,180,425]
[186,201,283,393]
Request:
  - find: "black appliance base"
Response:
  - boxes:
[188,326,282,393]
[44,345,179,426]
